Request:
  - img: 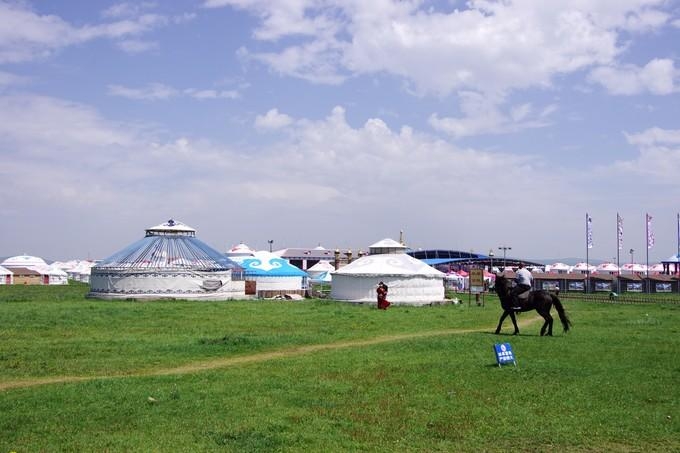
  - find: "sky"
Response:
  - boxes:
[1,0,680,264]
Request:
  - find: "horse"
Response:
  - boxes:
[493,274,572,336]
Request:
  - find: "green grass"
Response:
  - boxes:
[1,283,679,452]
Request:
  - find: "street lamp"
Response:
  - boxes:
[488,249,495,272]
[498,246,512,269]
[629,248,634,265]
[268,239,273,252]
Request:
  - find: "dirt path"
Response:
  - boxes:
[0,316,540,392]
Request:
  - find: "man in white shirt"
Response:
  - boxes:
[511,262,532,309]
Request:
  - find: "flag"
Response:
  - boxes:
[646,213,655,249]
[617,213,623,250]
[586,213,593,249]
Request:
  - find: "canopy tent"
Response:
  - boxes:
[0,265,13,285]
[89,219,245,300]
[231,251,308,295]
[331,251,445,305]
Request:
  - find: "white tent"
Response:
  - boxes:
[620,263,647,274]
[230,251,308,297]
[89,219,245,300]
[331,252,445,305]
[0,265,13,285]
[595,262,620,275]
[1,255,48,268]
[648,263,665,274]
[571,262,597,274]
[546,262,571,274]
[306,260,335,280]
[34,265,69,285]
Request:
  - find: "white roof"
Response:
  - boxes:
[0,265,12,275]
[369,238,407,249]
[307,260,335,272]
[1,255,48,268]
[333,253,444,277]
[226,242,254,256]
[146,219,195,234]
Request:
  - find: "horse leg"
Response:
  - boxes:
[495,311,510,334]
[538,309,553,336]
[509,311,520,335]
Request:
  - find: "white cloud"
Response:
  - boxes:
[184,88,240,99]
[0,70,29,87]
[0,2,174,63]
[116,39,159,54]
[428,92,554,138]
[213,1,670,96]
[589,59,679,95]
[108,83,178,100]
[254,108,293,130]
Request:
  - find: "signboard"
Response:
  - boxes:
[469,268,484,293]
[493,343,517,367]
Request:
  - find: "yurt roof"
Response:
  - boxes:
[0,265,12,275]
[226,242,254,256]
[307,260,335,272]
[663,254,680,263]
[333,253,444,277]
[232,252,308,277]
[1,254,47,268]
[369,238,407,250]
[145,219,196,236]
[95,219,237,271]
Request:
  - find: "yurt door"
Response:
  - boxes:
[43,275,49,285]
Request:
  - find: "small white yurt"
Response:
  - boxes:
[0,265,13,285]
[306,260,335,281]
[547,262,571,274]
[331,238,445,305]
[225,242,255,258]
[34,265,69,285]
[595,262,620,275]
[571,262,597,274]
[88,219,245,300]
[620,263,647,275]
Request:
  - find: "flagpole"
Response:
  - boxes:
[616,213,621,293]
[646,213,650,293]
[586,213,590,293]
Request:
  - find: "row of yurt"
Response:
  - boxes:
[88,220,245,300]
[0,255,68,285]
[330,238,445,305]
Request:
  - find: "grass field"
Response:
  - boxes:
[1,283,678,452]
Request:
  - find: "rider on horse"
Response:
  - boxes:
[510,262,532,310]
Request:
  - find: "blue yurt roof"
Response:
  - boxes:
[235,252,308,277]
[95,219,239,271]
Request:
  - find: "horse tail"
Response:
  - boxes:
[551,293,572,333]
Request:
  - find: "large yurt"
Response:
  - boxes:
[88,219,245,300]
[230,251,308,298]
[1,255,68,285]
[331,238,445,305]
[0,265,13,285]
[1,254,48,269]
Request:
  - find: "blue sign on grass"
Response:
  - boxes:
[493,343,517,367]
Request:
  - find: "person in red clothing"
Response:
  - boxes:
[376,281,390,309]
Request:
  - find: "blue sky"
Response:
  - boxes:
[1,0,680,264]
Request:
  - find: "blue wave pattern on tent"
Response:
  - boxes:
[238,254,308,277]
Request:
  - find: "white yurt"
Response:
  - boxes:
[331,238,445,305]
[1,255,48,269]
[306,260,335,281]
[34,265,69,285]
[230,251,308,298]
[595,262,619,275]
[0,265,13,285]
[571,262,597,274]
[620,263,647,275]
[225,242,255,258]
[546,262,572,274]
[88,219,245,300]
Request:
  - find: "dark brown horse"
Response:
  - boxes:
[494,274,571,336]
